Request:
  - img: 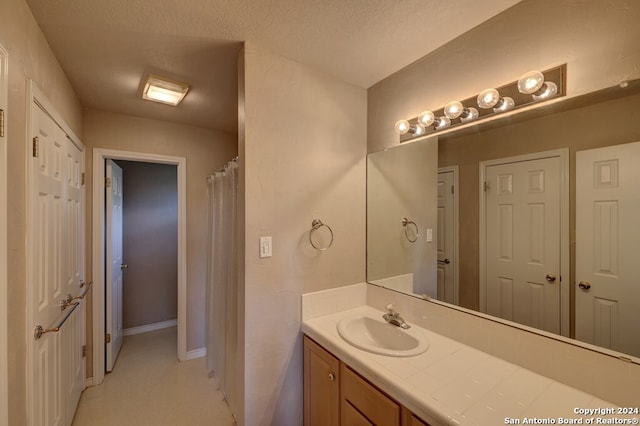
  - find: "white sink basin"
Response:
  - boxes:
[337,315,429,357]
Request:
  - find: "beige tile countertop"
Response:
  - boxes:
[302,304,638,426]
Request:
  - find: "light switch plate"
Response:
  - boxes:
[259,236,272,258]
[426,228,433,243]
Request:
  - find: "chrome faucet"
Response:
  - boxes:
[383,304,410,329]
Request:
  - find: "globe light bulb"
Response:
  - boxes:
[532,81,558,101]
[518,70,545,94]
[418,110,435,127]
[435,116,451,130]
[477,88,500,109]
[394,120,410,135]
[493,96,515,112]
[413,123,426,136]
[460,107,479,123]
[444,101,464,119]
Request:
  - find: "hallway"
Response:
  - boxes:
[72,327,235,426]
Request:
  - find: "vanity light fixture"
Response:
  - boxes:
[142,74,190,106]
[394,64,566,141]
[517,70,558,101]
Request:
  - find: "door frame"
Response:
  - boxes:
[0,44,8,426]
[479,148,570,337]
[25,80,86,425]
[91,148,187,386]
[437,166,460,305]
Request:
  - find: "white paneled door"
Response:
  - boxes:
[29,95,85,426]
[576,142,640,357]
[106,160,124,372]
[437,169,457,304]
[484,156,561,333]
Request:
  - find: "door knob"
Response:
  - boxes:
[120,264,128,270]
[578,281,591,290]
[438,258,451,265]
[545,274,557,282]
[328,373,335,381]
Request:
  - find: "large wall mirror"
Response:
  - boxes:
[367,83,640,362]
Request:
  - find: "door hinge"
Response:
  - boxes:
[81,172,85,186]
[82,345,87,358]
[105,177,111,188]
[0,109,5,138]
[32,136,40,158]
[483,181,489,192]
[451,185,454,194]
[105,333,111,344]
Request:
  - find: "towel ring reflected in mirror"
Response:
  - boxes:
[309,219,334,251]
[402,218,418,243]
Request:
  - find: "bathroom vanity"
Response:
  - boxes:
[302,298,628,426]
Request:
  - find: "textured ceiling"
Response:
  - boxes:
[26,0,522,134]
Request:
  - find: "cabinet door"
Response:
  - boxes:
[344,401,374,426]
[341,364,401,426]
[402,407,430,426]
[304,336,340,426]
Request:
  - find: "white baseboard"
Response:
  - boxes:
[85,378,94,388]
[183,347,206,360]
[123,319,177,336]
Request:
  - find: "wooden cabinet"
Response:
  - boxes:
[341,363,401,426]
[304,336,430,426]
[402,408,429,426]
[304,336,340,426]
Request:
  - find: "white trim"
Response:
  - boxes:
[438,166,459,305]
[85,378,94,388]
[0,44,8,426]
[183,347,206,360]
[92,148,187,386]
[123,319,177,336]
[479,148,570,337]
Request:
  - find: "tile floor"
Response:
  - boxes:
[72,327,236,426]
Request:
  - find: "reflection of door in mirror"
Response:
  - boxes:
[437,168,458,304]
[481,153,563,335]
[576,141,640,358]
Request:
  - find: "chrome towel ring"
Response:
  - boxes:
[309,219,334,251]
[402,218,418,243]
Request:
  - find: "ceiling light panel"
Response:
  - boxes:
[142,74,189,106]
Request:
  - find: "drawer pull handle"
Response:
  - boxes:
[328,373,335,381]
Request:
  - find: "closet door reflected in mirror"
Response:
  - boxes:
[576,142,640,357]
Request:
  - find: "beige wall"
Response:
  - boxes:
[242,43,367,425]
[119,161,178,329]
[83,110,237,377]
[0,0,83,423]
[368,0,640,153]
[440,91,640,311]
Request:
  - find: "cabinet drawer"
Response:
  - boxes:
[341,364,401,426]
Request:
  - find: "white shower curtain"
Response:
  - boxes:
[206,158,238,413]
